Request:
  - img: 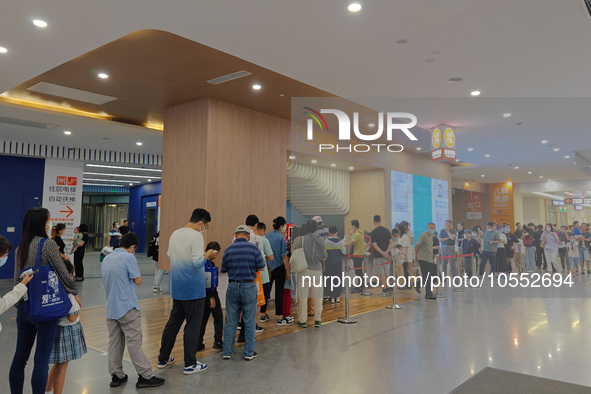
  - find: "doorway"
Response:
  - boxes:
[145,207,157,253]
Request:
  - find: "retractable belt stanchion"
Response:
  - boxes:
[386,258,403,310]
[452,253,466,293]
[360,255,372,296]
[435,255,445,298]
[339,254,357,324]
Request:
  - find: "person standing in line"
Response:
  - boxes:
[533,224,547,271]
[513,232,525,274]
[522,227,536,272]
[462,231,479,279]
[568,235,580,275]
[398,223,413,289]
[119,220,130,236]
[455,222,466,276]
[108,222,121,250]
[496,226,508,274]
[73,224,89,281]
[370,215,393,296]
[541,224,560,273]
[579,223,591,274]
[148,232,166,293]
[101,232,164,389]
[414,223,437,299]
[254,222,274,327]
[505,225,518,273]
[324,226,347,303]
[312,216,330,239]
[479,222,500,278]
[9,208,80,394]
[558,225,569,274]
[514,222,523,239]
[197,242,223,352]
[221,225,266,361]
[349,220,366,294]
[52,223,71,264]
[439,220,458,278]
[267,217,292,326]
[157,209,215,375]
[293,220,327,328]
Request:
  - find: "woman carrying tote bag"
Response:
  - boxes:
[9,207,80,394]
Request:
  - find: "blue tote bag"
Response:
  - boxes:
[204,260,219,292]
[21,238,72,322]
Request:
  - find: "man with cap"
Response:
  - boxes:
[221,225,266,361]
[479,221,500,278]
[312,216,330,240]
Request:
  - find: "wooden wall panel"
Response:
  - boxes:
[344,169,386,233]
[159,98,210,269]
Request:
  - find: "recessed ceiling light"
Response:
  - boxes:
[447,77,463,83]
[514,166,519,169]
[136,142,143,146]
[129,183,133,186]
[252,84,262,90]
[311,159,318,164]
[63,131,72,135]
[348,3,362,12]
[348,166,355,170]
[331,163,336,167]
[148,179,152,182]
[553,148,560,152]
[481,174,485,177]
[416,147,422,151]
[98,73,109,79]
[506,181,513,187]
[467,147,474,151]
[470,90,481,96]
[503,113,512,118]
[541,140,548,144]
[396,39,408,44]
[33,19,47,28]
[368,123,375,127]
[279,93,285,97]
[0,47,7,53]
[565,155,571,159]
[289,155,296,160]
[528,171,532,174]
[484,154,490,158]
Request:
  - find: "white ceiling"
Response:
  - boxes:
[1,0,591,186]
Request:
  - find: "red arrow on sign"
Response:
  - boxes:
[60,206,74,218]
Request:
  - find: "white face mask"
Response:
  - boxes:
[0,256,8,267]
[545,227,551,232]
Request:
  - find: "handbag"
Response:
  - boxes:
[290,235,308,273]
[204,260,219,292]
[21,238,72,322]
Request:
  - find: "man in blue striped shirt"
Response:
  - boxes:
[221,225,265,361]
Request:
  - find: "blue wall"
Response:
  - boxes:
[0,156,45,279]
[286,200,309,226]
[128,182,161,253]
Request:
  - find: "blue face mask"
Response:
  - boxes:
[0,256,7,267]
[428,229,436,235]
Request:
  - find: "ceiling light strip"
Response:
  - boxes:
[83,172,161,179]
[83,178,141,183]
[85,164,161,172]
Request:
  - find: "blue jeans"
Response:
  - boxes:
[526,246,536,271]
[223,281,258,357]
[479,251,496,276]
[9,304,59,394]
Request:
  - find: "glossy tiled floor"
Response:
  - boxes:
[1,272,590,393]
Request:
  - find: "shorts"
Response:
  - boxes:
[579,248,590,262]
[372,257,391,276]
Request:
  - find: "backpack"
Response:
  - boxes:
[523,236,533,247]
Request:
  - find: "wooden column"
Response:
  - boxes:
[159,98,289,269]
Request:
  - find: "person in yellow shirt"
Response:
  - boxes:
[350,220,366,294]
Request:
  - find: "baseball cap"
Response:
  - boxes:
[312,216,323,224]
[235,225,250,234]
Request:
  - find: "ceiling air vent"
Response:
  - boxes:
[27,82,117,105]
[206,70,251,85]
[0,116,57,129]
[582,0,591,18]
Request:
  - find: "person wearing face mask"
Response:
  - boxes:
[414,223,437,299]
[541,224,560,273]
[505,226,518,273]
[479,222,500,278]
[157,208,216,376]
[558,226,569,274]
[462,231,479,278]
[496,226,508,274]
[101,232,165,389]
[455,222,465,275]
[567,235,580,275]
[266,216,292,325]
[0,236,33,334]
[108,222,122,250]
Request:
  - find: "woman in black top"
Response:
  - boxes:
[73,224,89,281]
[51,223,70,264]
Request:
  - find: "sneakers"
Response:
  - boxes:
[136,376,165,389]
[335,298,341,303]
[286,315,294,323]
[135,376,164,389]
[277,318,292,326]
[110,374,128,387]
[222,353,233,360]
[153,287,161,293]
[255,325,264,333]
[259,315,270,323]
[314,320,321,328]
[183,361,208,375]
[244,352,258,361]
[297,322,307,328]
[328,297,335,303]
[213,342,223,350]
[157,356,175,369]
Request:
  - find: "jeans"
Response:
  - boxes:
[158,298,205,367]
[479,251,496,276]
[223,282,258,357]
[154,261,166,289]
[9,304,59,394]
[526,246,537,271]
